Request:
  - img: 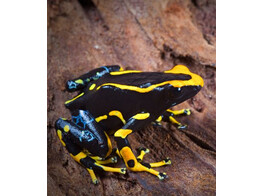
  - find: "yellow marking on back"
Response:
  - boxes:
[70,152,87,162]
[89,83,96,90]
[110,70,142,75]
[97,65,203,93]
[133,113,150,120]
[57,130,66,146]
[64,125,70,132]
[75,79,84,84]
[95,115,108,122]
[114,129,132,139]
[109,110,126,124]
[65,92,84,104]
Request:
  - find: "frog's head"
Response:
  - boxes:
[165,65,204,105]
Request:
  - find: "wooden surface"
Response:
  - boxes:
[47,0,216,195]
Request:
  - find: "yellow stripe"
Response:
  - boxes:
[165,65,204,87]
[110,70,141,75]
[57,130,66,146]
[96,79,196,93]
[114,129,132,139]
[89,83,96,90]
[70,152,87,162]
[65,92,84,104]
[156,115,162,122]
[105,132,112,157]
[95,115,107,122]
[109,110,126,124]
[133,113,150,120]
[97,65,203,93]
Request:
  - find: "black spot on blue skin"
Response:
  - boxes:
[127,160,135,168]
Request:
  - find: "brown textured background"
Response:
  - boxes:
[47,0,216,195]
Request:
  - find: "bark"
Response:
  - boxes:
[47,0,216,195]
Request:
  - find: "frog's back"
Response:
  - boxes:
[91,72,191,88]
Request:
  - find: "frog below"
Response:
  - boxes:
[55,64,204,184]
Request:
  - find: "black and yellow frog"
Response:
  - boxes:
[55,65,204,184]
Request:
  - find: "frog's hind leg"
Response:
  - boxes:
[114,113,170,180]
[136,147,171,168]
[161,108,191,130]
[55,118,126,184]
[65,65,123,92]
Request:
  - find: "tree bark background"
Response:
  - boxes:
[47,0,216,195]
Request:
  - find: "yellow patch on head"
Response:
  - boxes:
[165,65,190,74]
[165,65,204,87]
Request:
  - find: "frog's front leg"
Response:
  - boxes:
[114,113,169,180]
[156,109,191,130]
[55,112,126,184]
[66,65,123,92]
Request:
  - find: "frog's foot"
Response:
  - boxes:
[122,147,168,180]
[137,147,171,168]
[86,162,126,184]
[93,156,118,164]
[161,108,191,130]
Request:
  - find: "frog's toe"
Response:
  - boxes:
[178,124,187,130]
[92,179,98,185]
[152,121,162,127]
[163,158,171,165]
[184,109,191,115]
[158,172,168,180]
[121,168,127,174]
[111,156,118,163]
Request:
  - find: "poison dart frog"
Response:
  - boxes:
[55,65,204,184]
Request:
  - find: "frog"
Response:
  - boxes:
[55,64,204,184]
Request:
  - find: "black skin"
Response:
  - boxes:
[55,65,203,182]
[65,68,200,132]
